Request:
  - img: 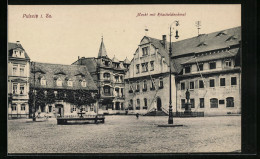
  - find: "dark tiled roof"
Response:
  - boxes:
[72,58,97,73]
[181,48,239,65]
[8,42,30,60]
[30,62,97,91]
[172,26,241,56]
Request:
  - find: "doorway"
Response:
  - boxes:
[55,104,64,117]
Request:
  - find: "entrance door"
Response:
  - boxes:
[157,97,162,111]
[55,104,64,117]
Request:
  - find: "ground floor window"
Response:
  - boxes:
[49,105,52,112]
[181,99,185,108]
[199,98,204,108]
[190,99,195,108]
[21,104,26,111]
[71,106,77,111]
[11,104,17,111]
[210,98,218,108]
[226,97,234,107]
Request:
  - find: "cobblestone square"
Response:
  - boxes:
[8,115,241,153]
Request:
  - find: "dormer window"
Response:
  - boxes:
[225,60,232,67]
[216,31,227,37]
[197,42,207,47]
[12,49,25,58]
[226,35,237,42]
[56,78,62,86]
[81,80,86,87]
[40,77,46,86]
[184,66,191,74]
[67,79,73,87]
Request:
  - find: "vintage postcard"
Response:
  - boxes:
[8,4,241,153]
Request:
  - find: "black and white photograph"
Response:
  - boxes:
[7,4,242,154]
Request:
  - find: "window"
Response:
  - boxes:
[181,99,186,108]
[142,47,148,56]
[136,82,140,92]
[136,99,140,110]
[104,86,110,94]
[49,105,52,112]
[219,100,225,104]
[144,98,147,107]
[200,98,204,108]
[199,80,204,88]
[197,63,203,71]
[185,66,191,73]
[21,104,26,111]
[103,73,110,79]
[190,81,194,90]
[13,65,18,76]
[11,104,17,111]
[225,60,232,67]
[20,66,25,76]
[190,99,195,108]
[129,99,133,107]
[181,82,185,90]
[210,79,215,87]
[209,62,216,69]
[150,61,154,71]
[82,107,86,111]
[72,106,77,111]
[231,77,237,85]
[56,78,62,86]
[142,63,148,72]
[158,78,163,89]
[210,98,218,108]
[81,80,86,87]
[150,79,155,90]
[41,78,46,86]
[67,79,73,87]
[143,80,147,91]
[20,84,25,94]
[226,97,234,107]
[13,83,18,94]
[136,64,140,74]
[220,78,225,86]
[90,106,94,111]
[115,75,119,82]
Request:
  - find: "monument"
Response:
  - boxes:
[184,89,192,115]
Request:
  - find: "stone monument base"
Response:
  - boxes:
[184,103,192,115]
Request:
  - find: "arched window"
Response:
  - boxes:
[67,79,73,87]
[226,97,234,107]
[56,78,62,86]
[81,79,86,87]
[210,98,218,108]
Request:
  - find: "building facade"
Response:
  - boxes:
[124,36,177,115]
[72,37,130,114]
[8,41,31,119]
[29,62,98,118]
[174,26,241,116]
[125,26,241,116]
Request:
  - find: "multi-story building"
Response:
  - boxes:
[125,26,241,116]
[124,35,177,115]
[29,62,98,117]
[72,37,130,114]
[174,26,241,116]
[8,41,31,119]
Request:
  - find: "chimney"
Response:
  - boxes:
[78,56,80,60]
[162,35,166,49]
[16,41,20,45]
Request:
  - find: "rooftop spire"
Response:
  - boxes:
[98,36,107,58]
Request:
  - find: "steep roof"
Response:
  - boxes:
[8,42,30,60]
[98,37,108,58]
[112,55,120,63]
[30,62,98,91]
[124,57,131,64]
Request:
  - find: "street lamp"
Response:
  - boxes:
[168,21,179,124]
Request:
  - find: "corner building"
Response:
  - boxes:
[72,37,130,114]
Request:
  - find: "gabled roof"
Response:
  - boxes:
[98,37,108,58]
[8,42,30,60]
[72,57,97,73]
[30,62,97,91]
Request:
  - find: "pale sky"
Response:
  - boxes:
[8,5,241,65]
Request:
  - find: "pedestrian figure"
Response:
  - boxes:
[136,113,139,119]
